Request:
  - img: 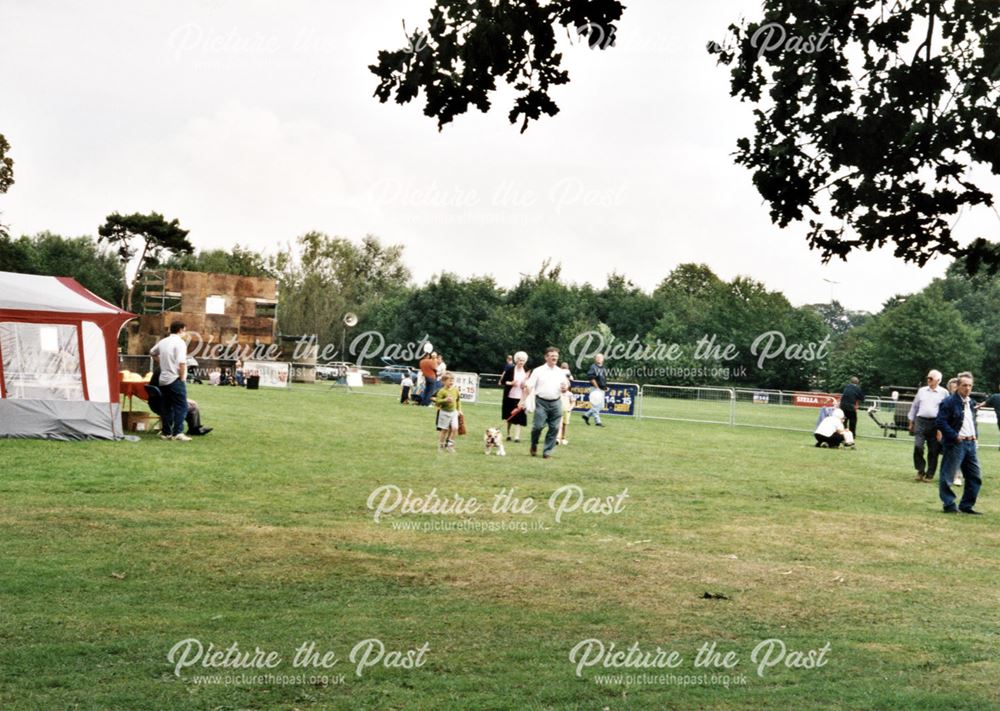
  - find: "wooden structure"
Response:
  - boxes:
[127,269,278,356]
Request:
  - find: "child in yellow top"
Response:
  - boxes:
[432,372,462,452]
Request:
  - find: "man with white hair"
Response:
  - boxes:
[908,369,949,482]
[814,408,849,448]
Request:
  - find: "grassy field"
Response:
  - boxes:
[2,383,999,710]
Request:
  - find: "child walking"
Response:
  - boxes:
[400,371,413,404]
[559,361,575,445]
[433,372,462,452]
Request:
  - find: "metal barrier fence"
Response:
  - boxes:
[324,372,1000,447]
[120,354,153,376]
[638,387,927,442]
[639,385,735,425]
[730,392,912,439]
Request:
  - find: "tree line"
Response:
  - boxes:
[1,229,996,393]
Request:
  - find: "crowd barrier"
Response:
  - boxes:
[329,367,1000,446]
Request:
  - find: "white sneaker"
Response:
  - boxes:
[160,434,173,440]
[954,477,963,486]
[173,433,193,441]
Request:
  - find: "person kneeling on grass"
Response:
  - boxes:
[433,372,462,453]
[814,408,852,448]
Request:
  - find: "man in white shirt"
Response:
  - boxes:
[814,408,847,448]
[935,372,983,514]
[150,321,191,441]
[524,346,569,458]
[908,369,948,482]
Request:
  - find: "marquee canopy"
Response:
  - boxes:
[0,271,134,440]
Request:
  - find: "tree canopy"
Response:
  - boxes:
[164,245,275,278]
[0,134,13,239]
[0,134,12,195]
[710,0,1000,273]
[373,1,1000,270]
[0,231,124,305]
[272,232,412,348]
[97,212,194,311]
[3,226,995,391]
[370,0,624,132]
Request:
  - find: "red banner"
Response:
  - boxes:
[792,392,838,408]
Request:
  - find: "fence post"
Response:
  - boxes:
[729,389,736,426]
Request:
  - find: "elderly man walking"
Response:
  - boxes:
[908,369,949,482]
[936,372,984,515]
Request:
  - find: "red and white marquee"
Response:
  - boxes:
[0,271,134,439]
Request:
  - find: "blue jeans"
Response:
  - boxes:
[531,397,563,455]
[162,378,189,437]
[939,440,982,511]
[583,387,603,424]
[421,377,438,407]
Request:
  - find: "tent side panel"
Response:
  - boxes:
[0,400,124,440]
[81,321,110,402]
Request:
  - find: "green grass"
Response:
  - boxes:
[2,383,999,710]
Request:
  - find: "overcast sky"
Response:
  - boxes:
[2,1,994,312]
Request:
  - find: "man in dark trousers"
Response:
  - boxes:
[936,372,983,514]
[840,376,864,438]
[907,369,948,482]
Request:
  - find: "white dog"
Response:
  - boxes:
[484,427,506,456]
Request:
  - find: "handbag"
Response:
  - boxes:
[457,411,467,436]
[522,391,537,414]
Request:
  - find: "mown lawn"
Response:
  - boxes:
[1,383,998,710]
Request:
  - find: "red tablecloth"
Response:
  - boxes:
[119,380,152,415]
[120,381,149,402]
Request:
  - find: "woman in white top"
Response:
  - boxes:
[502,351,530,441]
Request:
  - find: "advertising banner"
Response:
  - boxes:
[452,372,479,403]
[244,360,291,388]
[569,380,638,417]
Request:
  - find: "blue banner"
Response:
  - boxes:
[569,380,638,417]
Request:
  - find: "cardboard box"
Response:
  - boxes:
[123,411,158,433]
